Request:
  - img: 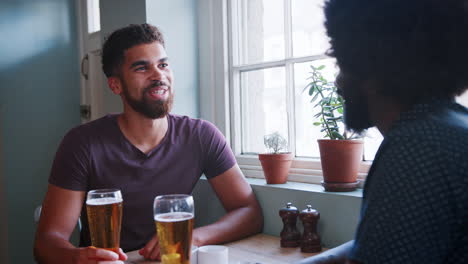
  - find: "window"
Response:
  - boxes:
[229,0,380,170]
[87,0,101,34]
[199,0,468,184]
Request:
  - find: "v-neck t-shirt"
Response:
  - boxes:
[49,114,236,251]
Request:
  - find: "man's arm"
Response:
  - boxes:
[139,164,263,260]
[33,184,127,264]
[295,241,357,264]
[192,164,263,246]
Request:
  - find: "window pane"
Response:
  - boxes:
[291,0,329,57]
[295,59,384,160]
[240,67,288,154]
[456,90,468,107]
[233,0,285,65]
[363,127,383,160]
[294,59,337,157]
[87,0,100,34]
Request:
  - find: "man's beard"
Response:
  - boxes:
[122,81,174,119]
[342,86,373,135]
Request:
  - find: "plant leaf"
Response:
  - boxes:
[308,84,316,96]
[310,91,320,102]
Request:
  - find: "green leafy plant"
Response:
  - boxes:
[263,132,288,154]
[305,65,355,140]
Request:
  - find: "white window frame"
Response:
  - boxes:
[198,0,371,185]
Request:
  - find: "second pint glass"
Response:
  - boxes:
[86,189,123,253]
[154,194,194,264]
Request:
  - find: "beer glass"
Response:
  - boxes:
[154,194,194,264]
[86,189,123,253]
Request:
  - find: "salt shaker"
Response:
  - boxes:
[299,204,322,253]
[279,202,301,247]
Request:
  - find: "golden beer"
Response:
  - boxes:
[86,197,123,253]
[155,212,194,264]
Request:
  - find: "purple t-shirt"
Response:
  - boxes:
[49,114,236,251]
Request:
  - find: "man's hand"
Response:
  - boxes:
[294,241,355,264]
[34,185,130,264]
[139,234,160,260]
[73,247,127,264]
[295,255,344,264]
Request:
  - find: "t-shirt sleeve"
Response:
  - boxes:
[199,121,236,179]
[48,128,90,191]
[349,137,456,263]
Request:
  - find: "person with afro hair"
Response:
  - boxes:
[297,0,468,263]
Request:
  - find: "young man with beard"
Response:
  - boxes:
[298,0,468,263]
[34,24,263,264]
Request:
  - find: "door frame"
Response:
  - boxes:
[76,0,104,123]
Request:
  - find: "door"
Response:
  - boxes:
[78,0,122,123]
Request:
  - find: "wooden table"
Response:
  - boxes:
[125,234,325,264]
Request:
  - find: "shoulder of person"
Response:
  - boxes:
[388,103,467,144]
[168,114,220,133]
[433,102,468,132]
[419,104,468,150]
[62,114,117,143]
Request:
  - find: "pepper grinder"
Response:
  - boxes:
[279,202,301,247]
[299,205,322,253]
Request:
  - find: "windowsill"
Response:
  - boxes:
[200,176,363,198]
[236,155,370,186]
[244,177,364,198]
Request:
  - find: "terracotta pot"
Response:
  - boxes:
[317,139,363,191]
[258,153,294,184]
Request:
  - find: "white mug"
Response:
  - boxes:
[197,245,229,264]
[191,245,199,264]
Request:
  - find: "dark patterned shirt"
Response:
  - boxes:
[350,99,468,263]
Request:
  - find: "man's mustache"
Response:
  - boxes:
[145,80,169,91]
[151,80,168,87]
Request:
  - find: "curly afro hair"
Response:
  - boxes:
[324,0,468,105]
[101,23,165,78]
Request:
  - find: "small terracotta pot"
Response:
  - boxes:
[318,139,363,191]
[258,153,294,184]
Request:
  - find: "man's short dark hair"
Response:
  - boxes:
[102,23,165,77]
[324,0,468,105]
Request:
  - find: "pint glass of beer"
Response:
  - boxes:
[86,189,123,253]
[154,194,194,264]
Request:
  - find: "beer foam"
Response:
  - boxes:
[154,212,194,222]
[86,197,123,205]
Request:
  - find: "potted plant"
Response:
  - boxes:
[258,132,294,184]
[305,65,363,192]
